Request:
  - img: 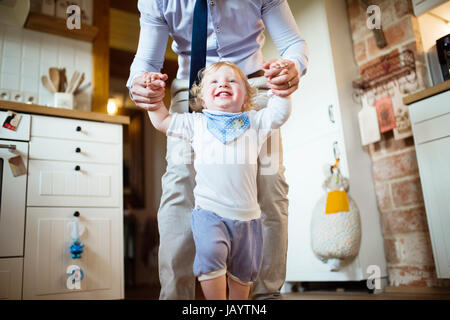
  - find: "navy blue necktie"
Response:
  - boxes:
[188,0,208,112]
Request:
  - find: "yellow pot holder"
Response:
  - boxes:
[325,190,349,214]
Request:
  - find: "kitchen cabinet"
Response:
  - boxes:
[22,114,124,299]
[0,258,23,300]
[276,0,387,284]
[0,102,128,299]
[409,89,450,279]
[23,207,123,299]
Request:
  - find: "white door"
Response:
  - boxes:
[23,207,123,299]
[0,258,23,300]
[415,137,450,278]
[285,132,363,281]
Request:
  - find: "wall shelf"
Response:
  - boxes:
[24,12,99,42]
[352,49,417,101]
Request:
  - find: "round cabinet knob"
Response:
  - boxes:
[75,147,81,153]
[74,211,80,217]
[76,126,82,132]
[75,165,81,171]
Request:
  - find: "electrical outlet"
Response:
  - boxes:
[10,91,23,103]
[24,92,38,105]
[0,89,11,101]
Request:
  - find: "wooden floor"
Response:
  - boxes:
[125,285,450,300]
[282,291,450,300]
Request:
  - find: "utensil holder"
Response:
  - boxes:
[54,93,74,109]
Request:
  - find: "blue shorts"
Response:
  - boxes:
[191,207,263,286]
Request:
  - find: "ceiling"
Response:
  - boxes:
[429,1,450,22]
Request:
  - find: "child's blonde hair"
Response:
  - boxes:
[189,61,258,112]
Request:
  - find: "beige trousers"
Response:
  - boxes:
[157,77,289,300]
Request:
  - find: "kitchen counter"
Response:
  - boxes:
[0,100,130,125]
[403,80,450,105]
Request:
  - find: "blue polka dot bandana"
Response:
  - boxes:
[202,110,250,144]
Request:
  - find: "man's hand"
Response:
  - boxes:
[131,72,168,111]
[263,59,300,97]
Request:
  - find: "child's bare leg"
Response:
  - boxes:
[200,275,227,300]
[227,276,250,300]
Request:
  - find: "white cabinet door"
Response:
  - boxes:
[23,207,124,299]
[415,137,450,278]
[27,160,121,207]
[285,132,363,281]
[0,258,23,300]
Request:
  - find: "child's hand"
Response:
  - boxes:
[144,72,168,110]
[131,72,168,111]
[263,59,299,98]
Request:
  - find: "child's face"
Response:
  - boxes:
[201,66,246,113]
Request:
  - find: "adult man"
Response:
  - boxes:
[127,0,308,300]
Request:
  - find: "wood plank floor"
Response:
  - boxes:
[282,291,450,300]
[125,285,450,300]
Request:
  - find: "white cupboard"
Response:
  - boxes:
[23,207,123,299]
[263,0,387,284]
[0,258,23,300]
[0,108,125,300]
[22,115,125,299]
[409,89,450,279]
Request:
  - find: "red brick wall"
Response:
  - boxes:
[346,0,450,287]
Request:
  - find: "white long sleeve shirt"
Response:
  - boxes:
[166,94,291,221]
[127,0,308,88]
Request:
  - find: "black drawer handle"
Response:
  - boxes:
[75,147,81,153]
[75,165,81,171]
[74,211,80,217]
[76,126,82,132]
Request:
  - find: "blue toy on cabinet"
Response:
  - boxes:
[70,211,85,259]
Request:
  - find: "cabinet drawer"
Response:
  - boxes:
[23,207,123,299]
[27,160,121,207]
[409,90,449,124]
[29,137,122,164]
[31,115,122,144]
[0,258,23,300]
[413,112,450,144]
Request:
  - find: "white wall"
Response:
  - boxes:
[418,13,450,52]
[0,24,92,110]
[417,9,450,85]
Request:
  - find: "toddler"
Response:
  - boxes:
[145,61,292,300]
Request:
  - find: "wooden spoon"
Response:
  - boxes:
[49,68,60,93]
[59,68,67,93]
[66,71,79,93]
[41,75,57,94]
[72,72,85,94]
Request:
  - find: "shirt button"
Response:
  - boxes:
[210,1,214,6]
[216,26,221,33]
